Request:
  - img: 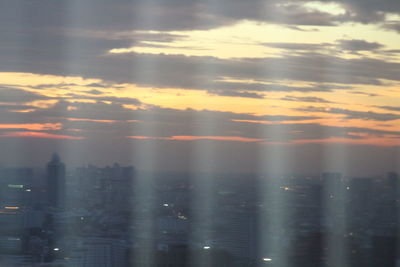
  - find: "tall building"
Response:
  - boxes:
[0,168,37,265]
[46,153,66,209]
[0,168,34,208]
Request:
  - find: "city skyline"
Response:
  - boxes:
[1,156,398,266]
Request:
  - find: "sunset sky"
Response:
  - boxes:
[1,0,400,174]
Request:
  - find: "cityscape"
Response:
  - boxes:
[0,154,399,266]
[1,0,400,266]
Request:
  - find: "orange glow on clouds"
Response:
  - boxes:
[0,132,84,140]
[0,123,62,131]
[66,118,117,123]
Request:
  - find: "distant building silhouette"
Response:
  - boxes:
[46,153,66,209]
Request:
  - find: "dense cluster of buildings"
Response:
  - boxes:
[0,154,399,266]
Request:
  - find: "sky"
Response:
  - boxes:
[0,0,399,175]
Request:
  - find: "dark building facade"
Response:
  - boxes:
[46,153,66,209]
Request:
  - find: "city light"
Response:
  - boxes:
[8,184,24,189]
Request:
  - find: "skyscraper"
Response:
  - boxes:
[46,153,66,209]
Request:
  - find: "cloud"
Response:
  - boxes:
[9,51,394,94]
[85,89,104,95]
[0,104,37,111]
[124,52,398,88]
[383,22,400,33]
[262,42,329,50]
[233,115,321,122]
[0,123,61,131]
[281,96,333,103]
[332,0,400,23]
[262,39,386,54]
[1,0,398,37]
[65,94,142,106]
[297,106,400,121]
[208,90,265,99]
[375,105,400,112]
[330,108,400,121]
[0,96,399,175]
[1,0,399,96]
[210,81,349,93]
[350,91,379,97]
[0,99,397,143]
[0,131,83,140]
[0,86,49,103]
[337,39,384,51]
[384,49,400,54]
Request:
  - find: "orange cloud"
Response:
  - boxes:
[0,132,84,140]
[66,118,117,123]
[127,135,264,142]
[0,123,62,131]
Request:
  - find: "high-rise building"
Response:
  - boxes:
[0,168,34,208]
[0,168,37,264]
[46,153,66,209]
